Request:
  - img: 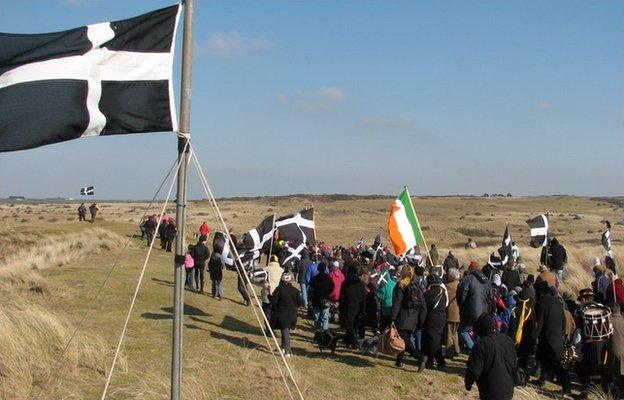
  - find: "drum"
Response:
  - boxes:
[582,305,613,342]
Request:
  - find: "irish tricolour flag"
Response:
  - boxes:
[388,187,425,256]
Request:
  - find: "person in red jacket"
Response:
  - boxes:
[199,221,210,237]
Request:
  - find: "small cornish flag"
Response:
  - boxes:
[0,5,181,152]
[499,225,513,265]
[527,214,549,248]
[80,186,95,196]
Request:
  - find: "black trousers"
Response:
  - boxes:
[194,264,205,291]
[396,329,419,363]
[238,273,250,302]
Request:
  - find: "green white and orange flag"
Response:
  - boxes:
[388,187,426,256]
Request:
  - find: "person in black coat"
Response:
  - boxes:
[310,264,335,333]
[391,266,427,368]
[465,313,517,400]
[420,274,448,372]
[358,272,380,338]
[208,252,223,299]
[340,268,366,349]
[506,289,535,386]
[270,272,301,357]
[192,237,210,293]
[164,220,177,252]
[535,286,571,394]
[144,215,157,245]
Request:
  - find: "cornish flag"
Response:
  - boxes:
[212,231,234,269]
[498,225,513,265]
[527,214,549,248]
[275,208,315,266]
[488,252,503,268]
[602,225,612,257]
[80,186,95,196]
[239,215,275,263]
[0,5,181,152]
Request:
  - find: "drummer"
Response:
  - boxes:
[574,288,610,396]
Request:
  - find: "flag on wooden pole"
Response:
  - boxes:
[388,187,425,256]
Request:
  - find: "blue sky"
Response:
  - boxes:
[1,0,622,199]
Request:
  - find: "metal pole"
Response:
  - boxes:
[171,1,194,399]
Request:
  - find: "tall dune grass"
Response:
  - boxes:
[0,228,123,292]
[0,296,126,400]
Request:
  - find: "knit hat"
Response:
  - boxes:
[492,274,502,287]
[332,260,340,269]
[474,313,496,337]
[468,261,480,271]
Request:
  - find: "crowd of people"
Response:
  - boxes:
[237,237,620,400]
[133,216,622,400]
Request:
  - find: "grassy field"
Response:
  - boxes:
[1,195,622,399]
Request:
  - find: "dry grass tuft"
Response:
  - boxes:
[0,228,123,291]
[0,296,126,399]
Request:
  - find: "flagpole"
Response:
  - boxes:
[266,213,276,266]
[171,1,194,400]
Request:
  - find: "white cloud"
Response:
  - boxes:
[536,100,554,109]
[200,32,274,58]
[360,114,414,128]
[275,93,287,104]
[276,86,347,113]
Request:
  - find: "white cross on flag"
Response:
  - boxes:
[0,5,181,152]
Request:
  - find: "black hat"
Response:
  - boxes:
[578,288,594,301]
[474,313,496,337]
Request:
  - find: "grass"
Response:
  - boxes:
[0,195,622,399]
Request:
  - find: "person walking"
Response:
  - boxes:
[164,218,177,252]
[506,288,536,386]
[429,244,439,266]
[465,313,517,400]
[535,286,571,396]
[445,268,461,358]
[457,262,492,351]
[77,203,87,221]
[310,264,335,337]
[208,252,223,299]
[421,274,448,371]
[443,251,460,276]
[144,215,157,246]
[89,203,99,222]
[391,266,427,368]
[377,268,397,333]
[199,221,210,237]
[339,267,365,349]
[191,236,210,293]
[296,249,312,308]
[270,272,301,358]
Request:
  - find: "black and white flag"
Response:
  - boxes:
[602,227,612,257]
[80,185,94,196]
[527,214,549,248]
[212,231,234,269]
[275,208,315,266]
[275,208,315,245]
[0,5,181,152]
[488,252,503,268]
[239,215,275,263]
[498,225,513,265]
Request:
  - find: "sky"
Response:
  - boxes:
[1,0,622,199]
